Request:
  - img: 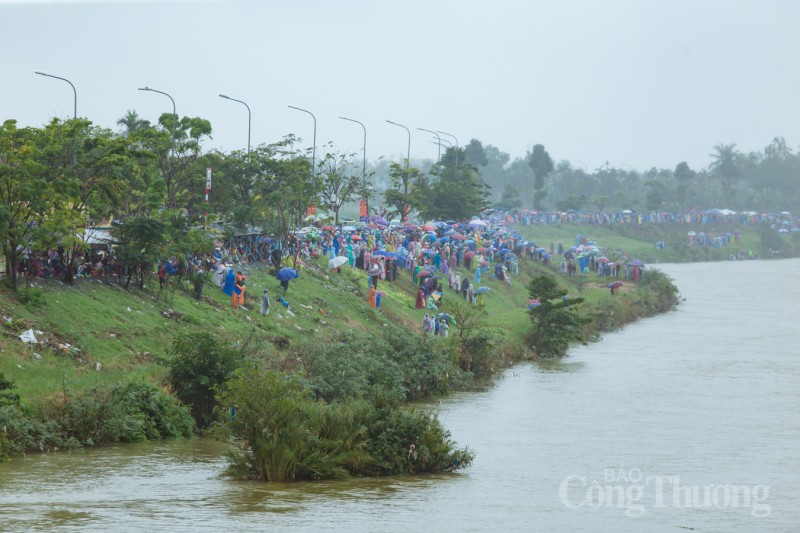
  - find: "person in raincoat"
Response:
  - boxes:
[466,283,474,304]
[260,288,271,316]
[474,264,481,284]
[415,286,426,309]
[461,277,470,299]
[426,294,439,311]
[368,285,377,308]
[233,272,246,308]
[223,268,235,296]
[439,318,449,338]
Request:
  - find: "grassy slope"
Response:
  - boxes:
[1,221,741,406]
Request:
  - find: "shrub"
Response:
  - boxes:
[57,381,193,446]
[216,368,472,482]
[299,326,465,404]
[0,405,71,460]
[17,287,46,307]
[637,269,680,313]
[167,332,244,429]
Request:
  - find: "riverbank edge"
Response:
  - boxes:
[1,246,680,462]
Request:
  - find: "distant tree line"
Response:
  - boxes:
[4,112,798,292]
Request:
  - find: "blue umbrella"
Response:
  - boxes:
[276,267,299,281]
[475,286,491,294]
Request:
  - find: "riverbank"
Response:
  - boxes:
[1,225,680,462]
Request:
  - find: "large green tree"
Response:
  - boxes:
[0,120,53,290]
[317,149,362,223]
[383,161,423,222]
[709,143,740,206]
[528,144,553,211]
[131,113,212,211]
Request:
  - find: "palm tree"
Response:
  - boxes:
[116,110,148,137]
[709,143,740,207]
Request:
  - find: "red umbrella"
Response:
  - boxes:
[450,234,466,240]
[322,225,334,231]
[421,225,435,231]
[477,247,487,252]
[418,269,432,278]
[464,251,475,259]
[350,235,362,241]
[367,223,380,229]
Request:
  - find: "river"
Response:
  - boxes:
[1,259,798,532]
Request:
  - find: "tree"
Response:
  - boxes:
[555,192,586,212]
[673,161,695,210]
[527,276,590,357]
[591,194,609,212]
[0,120,51,291]
[383,161,423,222]
[116,110,149,137]
[709,143,740,206]
[528,144,553,211]
[167,332,244,429]
[415,154,491,221]
[448,302,495,374]
[317,149,362,223]
[494,184,523,211]
[131,113,212,210]
[110,216,166,289]
[463,138,488,168]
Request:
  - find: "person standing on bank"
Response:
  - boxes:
[260,288,271,316]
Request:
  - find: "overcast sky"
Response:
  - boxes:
[3,0,799,172]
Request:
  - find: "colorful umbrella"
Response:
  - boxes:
[276,267,299,281]
[328,256,348,269]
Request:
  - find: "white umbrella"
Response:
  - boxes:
[328,256,348,269]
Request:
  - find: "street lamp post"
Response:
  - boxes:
[288,105,317,177]
[219,94,251,153]
[436,130,459,171]
[417,128,442,161]
[36,71,78,167]
[386,120,411,169]
[139,86,177,150]
[35,71,77,119]
[339,116,367,215]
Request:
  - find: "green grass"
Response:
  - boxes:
[0,222,693,407]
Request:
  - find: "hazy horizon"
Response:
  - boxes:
[3,0,799,172]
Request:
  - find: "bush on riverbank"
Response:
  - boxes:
[217,367,473,482]
[167,332,245,429]
[0,380,192,459]
[298,324,469,404]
